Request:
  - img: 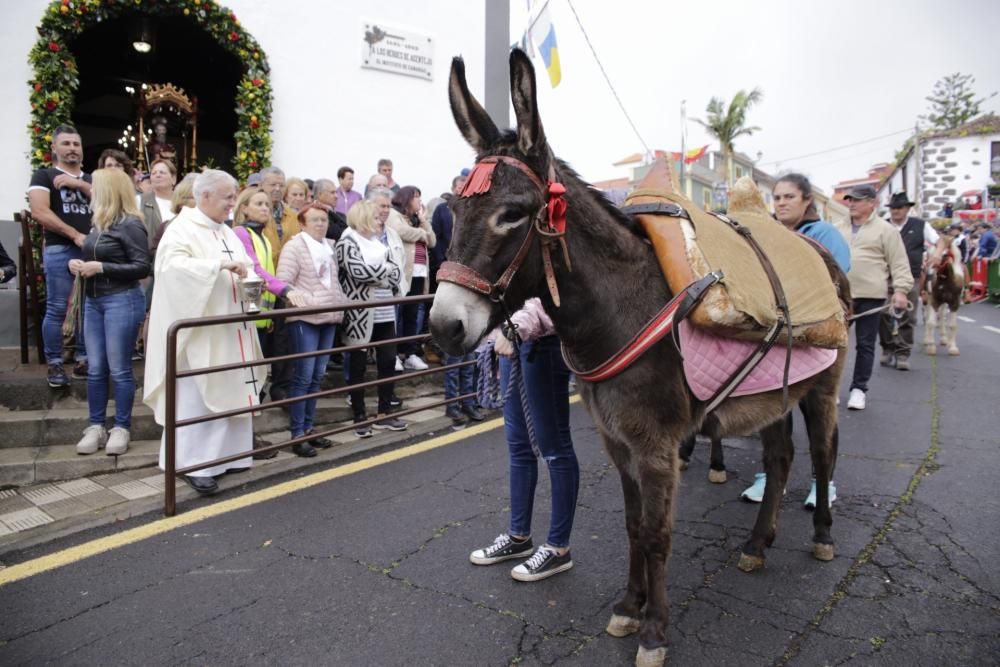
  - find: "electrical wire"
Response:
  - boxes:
[564,0,651,156]
[760,127,913,166]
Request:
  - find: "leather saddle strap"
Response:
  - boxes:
[620,202,691,219]
[709,213,794,411]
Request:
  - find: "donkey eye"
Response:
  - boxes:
[499,209,527,224]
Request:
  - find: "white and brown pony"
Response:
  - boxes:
[923,237,965,356]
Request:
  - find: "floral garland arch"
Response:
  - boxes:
[28,0,272,183]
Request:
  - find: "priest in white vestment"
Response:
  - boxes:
[144,170,263,495]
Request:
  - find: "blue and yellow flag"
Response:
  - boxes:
[529,3,561,88]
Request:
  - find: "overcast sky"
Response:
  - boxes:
[507,0,1000,194]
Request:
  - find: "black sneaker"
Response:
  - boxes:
[71,360,88,380]
[291,442,317,458]
[462,405,485,422]
[306,429,333,449]
[511,545,573,582]
[470,534,534,565]
[372,415,407,431]
[446,404,467,426]
[389,394,403,409]
[47,363,71,388]
[355,425,373,438]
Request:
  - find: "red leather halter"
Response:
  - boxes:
[436,155,569,307]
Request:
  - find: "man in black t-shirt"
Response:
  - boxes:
[27,124,93,387]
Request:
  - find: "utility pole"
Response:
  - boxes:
[484,0,511,130]
[913,122,922,217]
[680,100,687,198]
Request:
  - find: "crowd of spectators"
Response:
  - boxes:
[24,124,474,490]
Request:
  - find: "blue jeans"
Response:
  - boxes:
[288,321,336,437]
[43,244,87,364]
[84,287,144,428]
[499,335,578,548]
[445,352,476,408]
[851,297,885,393]
[398,277,425,356]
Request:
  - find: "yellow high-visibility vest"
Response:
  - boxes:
[246,227,277,329]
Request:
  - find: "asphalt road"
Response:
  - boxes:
[1,302,998,666]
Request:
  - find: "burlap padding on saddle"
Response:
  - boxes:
[625,188,847,349]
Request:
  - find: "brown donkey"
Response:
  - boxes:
[430,50,845,667]
[924,237,965,356]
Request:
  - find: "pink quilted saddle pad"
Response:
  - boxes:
[678,320,837,401]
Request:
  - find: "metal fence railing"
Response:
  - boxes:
[163,293,476,516]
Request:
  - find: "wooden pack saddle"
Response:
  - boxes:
[623,162,847,349]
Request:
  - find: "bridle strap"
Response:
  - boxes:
[439,153,568,307]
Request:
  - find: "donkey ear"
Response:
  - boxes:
[449,57,500,153]
[509,48,546,156]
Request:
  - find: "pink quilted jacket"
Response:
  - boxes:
[275,233,347,325]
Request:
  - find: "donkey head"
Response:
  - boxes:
[430,49,554,354]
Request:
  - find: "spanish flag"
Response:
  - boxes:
[529,2,561,88]
[671,145,709,164]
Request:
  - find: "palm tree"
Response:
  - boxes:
[695,88,763,188]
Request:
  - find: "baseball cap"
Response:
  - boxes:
[843,185,876,201]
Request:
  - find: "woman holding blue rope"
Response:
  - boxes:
[469,298,579,582]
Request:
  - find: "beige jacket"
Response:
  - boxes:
[386,208,436,293]
[835,212,914,299]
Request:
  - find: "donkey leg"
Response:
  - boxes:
[946,309,960,355]
[923,305,938,355]
[634,453,680,667]
[677,433,695,472]
[806,393,838,561]
[707,435,727,484]
[604,443,645,638]
[739,419,793,572]
[704,415,726,483]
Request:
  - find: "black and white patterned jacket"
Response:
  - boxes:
[335,229,402,345]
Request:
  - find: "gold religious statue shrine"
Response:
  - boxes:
[135,83,198,172]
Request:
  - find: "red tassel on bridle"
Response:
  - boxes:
[547,182,567,235]
[459,160,498,197]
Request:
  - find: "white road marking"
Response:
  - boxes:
[957,316,976,323]
[984,326,1000,335]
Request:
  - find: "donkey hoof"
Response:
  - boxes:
[707,469,727,484]
[737,552,766,572]
[813,543,835,561]
[635,646,667,667]
[924,345,936,356]
[606,614,641,637]
[948,347,960,356]
[679,459,690,471]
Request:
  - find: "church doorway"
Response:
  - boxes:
[71,13,240,174]
[29,1,272,182]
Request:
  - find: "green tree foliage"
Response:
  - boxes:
[695,88,763,185]
[922,73,994,131]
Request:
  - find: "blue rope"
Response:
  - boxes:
[477,338,540,456]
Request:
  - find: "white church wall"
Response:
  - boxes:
[0,0,487,216]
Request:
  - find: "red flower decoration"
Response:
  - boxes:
[43,152,51,162]
[33,82,42,92]
[252,78,263,87]
[250,119,259,129]
[249,160,258,168]
[33,126,42,134]
[45,100,57,111]
[229,32,239,42]
[48,41,60,52]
